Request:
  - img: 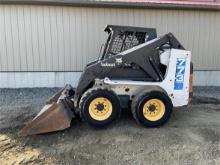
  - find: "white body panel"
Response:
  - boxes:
[103,49,191,107]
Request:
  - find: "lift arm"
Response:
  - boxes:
[74,33,184,103]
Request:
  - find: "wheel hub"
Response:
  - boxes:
[88,97,113,121]
[96,103,104,111]
[142,99,165,121]
[148,104,156,112]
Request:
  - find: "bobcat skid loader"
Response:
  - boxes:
[19,25,193,136]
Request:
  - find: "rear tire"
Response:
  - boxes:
[131,91,173,127]
[79,87,121,128]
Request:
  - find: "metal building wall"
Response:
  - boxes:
[0,5,220,72]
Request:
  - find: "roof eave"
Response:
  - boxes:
[0,0,219,11]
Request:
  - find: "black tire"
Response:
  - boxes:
[131,91,173,127]
[79,87,121,128]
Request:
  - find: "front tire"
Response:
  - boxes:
[131,91,173,127]
[79,87,121,128]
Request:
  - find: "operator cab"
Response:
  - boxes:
[101,25,157,60]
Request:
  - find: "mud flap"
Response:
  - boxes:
[19,85,75,136]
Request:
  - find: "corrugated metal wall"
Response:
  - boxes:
[0,5,219,71]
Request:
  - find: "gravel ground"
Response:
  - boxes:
[0,86,219,165]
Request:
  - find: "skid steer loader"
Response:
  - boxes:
[19,25,193,136]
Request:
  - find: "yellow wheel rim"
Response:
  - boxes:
[143,99,165,121]
[88,97,113,121]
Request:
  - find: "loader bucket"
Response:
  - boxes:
[19,85,75,136]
